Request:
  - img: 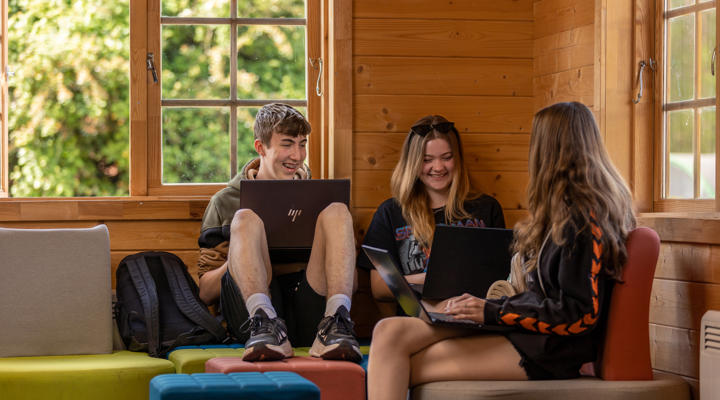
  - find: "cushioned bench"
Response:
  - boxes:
[150,372,320,400]
[410,228,691,400]
[0,226,175,400]
[0,351,175,400]
[411,373,689,400]
[168,345,370,373]
[206,356,366,400]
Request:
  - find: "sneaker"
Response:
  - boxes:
[240,309,293,362]
[309,306,362,363]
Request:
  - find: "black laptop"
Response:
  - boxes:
[362,244,511,331]
[239,179,350,259]
[421,225,513,300]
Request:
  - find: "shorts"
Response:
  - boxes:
[220,269,326,347]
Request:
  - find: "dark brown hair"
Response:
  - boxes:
[253,103,311,145]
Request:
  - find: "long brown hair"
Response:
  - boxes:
[512,102,636,290]
[390,115,474,248]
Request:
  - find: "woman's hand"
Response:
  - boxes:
[444,293,486,324]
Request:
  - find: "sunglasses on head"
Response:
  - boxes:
[410,122,457,137]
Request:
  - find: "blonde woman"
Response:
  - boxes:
[356,115,505,301]
[366,102,636,400]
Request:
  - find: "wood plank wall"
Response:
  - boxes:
[533,0,595,113]
[640,215,720,397]
[351,0,534,240]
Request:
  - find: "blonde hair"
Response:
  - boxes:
[512,102,636,291]
[390,115,474,248]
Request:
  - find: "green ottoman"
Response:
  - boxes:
[0,350,175,400]
[168,345,370,373]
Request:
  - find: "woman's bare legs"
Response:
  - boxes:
[410,333,526,385]
[368,317,526,400]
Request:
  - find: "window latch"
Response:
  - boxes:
[146,53,158,84]
[712,48,716,76]
[309,58,323,97]
[632,58,655,104]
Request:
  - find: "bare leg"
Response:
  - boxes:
[305,202,356,298]
[368,317,472,400]
[410,334,526,385]
[227,209,272,300]
[368,317,526,400]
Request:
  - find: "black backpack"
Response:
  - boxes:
[115,251,227,357]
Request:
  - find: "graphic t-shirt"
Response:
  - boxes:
[357,195,506,275]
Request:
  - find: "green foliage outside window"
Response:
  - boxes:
[8,0,306,195]
[8,0,130,197]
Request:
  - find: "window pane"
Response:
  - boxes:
[238,0,305,18]
[237,25,306,100]
[162,25,230,100]
[163,108,230,183]
[237,108,258,172]
[667,109,695,198]
[668,0,693,10]
[162,0,230,17]
[668,14,695,102]
[8,0,129,197]
[699,9,716,98]
[700,107,716,199]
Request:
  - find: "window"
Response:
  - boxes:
[1,0,7,197]
[0,0,322,198]
[661,0,717,205]
[138,0,322,196]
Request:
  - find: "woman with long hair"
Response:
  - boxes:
[366,102,636,399]
[356,114,505,300]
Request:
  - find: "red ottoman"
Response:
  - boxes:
[205,357,365,400]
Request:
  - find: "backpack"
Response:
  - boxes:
[114,251,227,357]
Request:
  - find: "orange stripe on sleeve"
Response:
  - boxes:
[537,321,551,334]
[501,313,520,325]
[551,324,569,336]
[568,319,587,334]
[520,317,538,332]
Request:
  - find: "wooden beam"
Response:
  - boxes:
[129,0,149,196]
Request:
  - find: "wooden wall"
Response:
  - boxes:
[639,215,720,397]
[533,0,595,113]
[351,0,534,238]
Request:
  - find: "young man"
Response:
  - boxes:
[197,103,361,362]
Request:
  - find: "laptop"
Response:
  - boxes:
[362,244,512,331]
[422,225,513,300]
[239,179,350,257]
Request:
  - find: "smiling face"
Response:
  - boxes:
[419,138,455,197]
[254,132,307,180]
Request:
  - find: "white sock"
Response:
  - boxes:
[325,293,352,317]
[245,293,277,319]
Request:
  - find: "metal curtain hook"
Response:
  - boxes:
[310,58,323,97]
[632,58,654,104]
[712,48,716,76]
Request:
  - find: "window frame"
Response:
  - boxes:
[0,0,7,198]
[0,0,352,202]
[133,0,323,196]
[654,0,720,211]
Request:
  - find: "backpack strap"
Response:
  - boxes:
[124,256,161,357]
[160,254,227,342]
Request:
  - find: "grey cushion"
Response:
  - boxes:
[0,225,112,357]
[411,373,690,400]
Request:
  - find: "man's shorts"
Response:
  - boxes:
[220,269,326,347]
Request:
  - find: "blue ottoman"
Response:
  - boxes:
[150,372,320,400]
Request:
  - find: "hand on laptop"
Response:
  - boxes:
[444,293,486,323]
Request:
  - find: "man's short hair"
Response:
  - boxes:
[254,103,311,145]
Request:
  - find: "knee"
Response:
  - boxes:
[318,202,351,223]
[230,209,263,235]
[372,317,408,349]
